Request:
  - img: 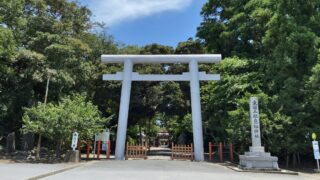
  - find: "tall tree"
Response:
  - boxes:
[197,0,320,164]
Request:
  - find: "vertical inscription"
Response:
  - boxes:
[250,97,261,147]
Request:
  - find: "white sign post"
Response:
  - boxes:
[313,141,320,170]
[71,132,79,151]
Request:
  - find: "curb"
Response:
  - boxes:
[26,163,85,180]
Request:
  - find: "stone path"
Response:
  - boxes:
[0,162,78,180]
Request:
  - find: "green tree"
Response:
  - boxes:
[202,57,260,143]
[0,27,17,135]
[197,0,272,57]
[0,0,119,139]
[22,94,111,157]
[175,38,205,54]
[198,0,320,166]
[306,63,320,138]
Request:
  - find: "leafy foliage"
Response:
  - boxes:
[22,95,111,142]
[198,0,320,164]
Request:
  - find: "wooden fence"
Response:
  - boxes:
[125,142,148,160]
[208,142,234,162]
[171,143,193,161]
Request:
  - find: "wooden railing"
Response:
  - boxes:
[125,142,148,160]
[171,143,193,161]
[208,142,234,162]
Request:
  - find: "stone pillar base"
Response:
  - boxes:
[239,146,279,170]
[64,150,80,163]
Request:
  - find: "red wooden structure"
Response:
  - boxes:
[208,142,234,162]
[78,140,111,160]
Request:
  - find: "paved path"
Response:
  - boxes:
[0,162,77,180]
[44,160,317,180]
[0,160,318,180]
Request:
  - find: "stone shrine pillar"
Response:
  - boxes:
[239,97,279,169]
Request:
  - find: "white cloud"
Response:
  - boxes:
[84,0,193,26]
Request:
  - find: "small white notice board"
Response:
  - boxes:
[313,141,320,160]
[71,132,79,151]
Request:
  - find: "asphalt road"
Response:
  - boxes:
[43,160,316,180]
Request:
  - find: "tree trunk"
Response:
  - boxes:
[297,152,301,166]
[148,118,151,150]
[36,134,41,160]
[139,123,142,145]
[286,151,290,168]
[292,152,296,168]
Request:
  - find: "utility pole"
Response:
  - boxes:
[36,72,51,160]
[44,73,51,106]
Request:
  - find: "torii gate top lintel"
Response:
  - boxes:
[101,54,221,64]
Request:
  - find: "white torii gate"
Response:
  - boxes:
[102,54,221,161]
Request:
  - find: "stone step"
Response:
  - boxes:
[147,147,171,156]
[147,149,171,156]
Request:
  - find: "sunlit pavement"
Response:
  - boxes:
[0,162,76,180]
[42,160,316,180]
[0,160,318,180]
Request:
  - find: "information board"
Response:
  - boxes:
[71,132,79,151]
[313,141,320,160]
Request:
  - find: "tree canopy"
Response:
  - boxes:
[197,0,320,165]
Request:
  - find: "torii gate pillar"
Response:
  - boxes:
[115,60,133,161]
[189,59,204,161]
[102,55,221,161]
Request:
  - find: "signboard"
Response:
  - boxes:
[313,141,320,160]
[96,129,110,151]
[95,129,110,142]
[71,132,79,151]
[249,97,261,147]
[93,129,110,155]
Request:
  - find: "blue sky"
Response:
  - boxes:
[78,0,207,47]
